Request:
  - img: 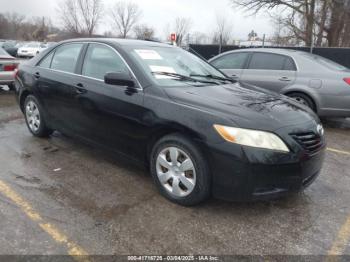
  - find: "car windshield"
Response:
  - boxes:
[0,47,8,56]
[128,46,229,87]
[25,43,40,48]
[303,53,347,71]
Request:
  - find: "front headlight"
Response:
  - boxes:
[214,125,289,152]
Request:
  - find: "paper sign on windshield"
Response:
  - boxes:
[135,49,163,60]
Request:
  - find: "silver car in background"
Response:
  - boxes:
[209,48,350,117]
[0,47,18,90]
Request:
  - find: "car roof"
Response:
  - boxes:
[209,48,308,61]
[61,38,172,48]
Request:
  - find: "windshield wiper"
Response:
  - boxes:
[152,72,219,85]
[190,74,236,83]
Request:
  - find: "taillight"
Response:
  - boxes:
[3,64,17,71]
[343,78,350,85]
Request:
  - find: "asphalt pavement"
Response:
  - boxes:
[0,89,349,257]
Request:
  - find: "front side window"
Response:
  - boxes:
[248,53,294,71]
[51,43,84,73]
[211,52,249,69]
[82,43,129,80]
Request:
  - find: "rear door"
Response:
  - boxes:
[210,52,250,80]
[34,43,85,133]
[240,52,296,93]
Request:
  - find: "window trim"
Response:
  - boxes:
[37,42,85,74]
[247,52,298,71]
[36,41,143,90]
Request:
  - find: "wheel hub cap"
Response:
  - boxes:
[25,101,40,132]
[156,147,196,197]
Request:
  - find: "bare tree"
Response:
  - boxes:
[191,31,210,44]
[109,1,141,38]
[4,12,25,39]
[134,24,155,40]
[231,0,316,46]
[173,17,192,45]
[212,15,233,52]
[57,0,103,36]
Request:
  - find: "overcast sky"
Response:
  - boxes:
[0,0,274,40]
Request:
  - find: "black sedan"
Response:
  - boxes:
[14,39,326,205]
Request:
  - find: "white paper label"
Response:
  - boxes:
[135,49,163,60]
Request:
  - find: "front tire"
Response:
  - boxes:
[150,134,211,206]
[24,95,53,137]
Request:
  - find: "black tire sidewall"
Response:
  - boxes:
[289,93,315,111]
[150,134,211,206]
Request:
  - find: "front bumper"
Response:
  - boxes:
[206,122,326,201]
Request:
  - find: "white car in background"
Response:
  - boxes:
[17,42,47,58]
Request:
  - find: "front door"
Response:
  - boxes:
[72,43,146,160]
[210,52,250,81]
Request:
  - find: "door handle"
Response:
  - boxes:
[34,72,40,79]
[75,83,87,94]
[279,77,291,82]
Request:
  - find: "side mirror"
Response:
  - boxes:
[104,72,135,88]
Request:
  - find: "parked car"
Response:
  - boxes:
[0,41,18,57]
[15,39,325,205]
[0,47,19,90]
[209,48,350,117]
[17,42,47,58]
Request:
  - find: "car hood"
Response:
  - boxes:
[164,82,318,131]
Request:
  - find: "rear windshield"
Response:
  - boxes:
[303,53,347,71]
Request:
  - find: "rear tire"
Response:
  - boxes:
[24,95,53,137]
[150,134,211,206]
[287,92,316,112]
[8,83,15,91]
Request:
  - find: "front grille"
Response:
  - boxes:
[290,132,323,154]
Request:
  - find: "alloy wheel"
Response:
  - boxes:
[25,101,41,132]
[156,147,196,197]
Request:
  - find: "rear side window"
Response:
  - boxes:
[51,43,84,73]
[39,51,54,68]
[284,57,297,71]
[82,43,129,80]
[211,52,249,69]
[248,53,296,71]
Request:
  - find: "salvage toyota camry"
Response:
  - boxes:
[14,39,326,206]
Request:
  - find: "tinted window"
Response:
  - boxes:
[302,53,347,71]
[51,44,83,73]
[39,52,54,68]
[249,53,287,70]
[212,52,249,69]
[82,44,128,80]
[284,57,297,70]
